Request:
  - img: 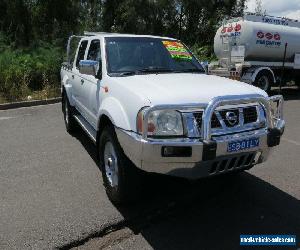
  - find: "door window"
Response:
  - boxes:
[76,40,88,69]
[87,39,102,77]
[87,40,101,62]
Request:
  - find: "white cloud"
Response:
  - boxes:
[285,10,300,19]
[245,0,300,20]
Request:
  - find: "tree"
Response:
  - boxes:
[29,0,81,43]
[254,0,266,15]
[0,0,31,47]
[0,0,247,48]
[102,0,121,32]
[80,0,103,32]
[173,0,245,45]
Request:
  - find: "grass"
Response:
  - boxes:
[0,93,7,104]
[30,87,61,101]
[0,42,63,103]
[0,87,61,104]
[0,41,215,104]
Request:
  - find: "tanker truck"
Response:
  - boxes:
[208,13,300,92]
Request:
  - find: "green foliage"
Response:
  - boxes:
[191,44,217,62]
[0,0,246,102]
[0,44,63,102]
[0,0,247,47]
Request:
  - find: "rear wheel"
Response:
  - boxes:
[99,125,142,205]
[63,94,78,133]
[253,71,272,92]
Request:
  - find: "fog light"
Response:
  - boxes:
[161,146,192,157]
[202,140,217,161]
[267,128,281,147]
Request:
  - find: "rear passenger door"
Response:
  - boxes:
[81,39,102,128]
[72,40,88,114]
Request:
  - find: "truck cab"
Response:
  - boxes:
[61,32,285,204]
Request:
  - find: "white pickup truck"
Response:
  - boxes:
[61,32,285,204]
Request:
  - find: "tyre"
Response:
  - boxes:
[253,71,272,92]
[62,93,78,133]
[99,125,142,204]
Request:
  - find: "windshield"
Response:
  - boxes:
[105,37,205,76]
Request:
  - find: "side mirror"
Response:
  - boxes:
[79,60,99,76]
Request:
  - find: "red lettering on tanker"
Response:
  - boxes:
[256,31,281,47]
[235,24,241,32]
[227,26,233,32]
[220,23,242,37]
[274,33,281,40]
[265,33,273,40]
[257,31,264,39]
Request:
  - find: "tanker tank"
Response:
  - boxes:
[214,15,300,63]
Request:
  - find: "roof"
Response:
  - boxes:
[82,31,177,40]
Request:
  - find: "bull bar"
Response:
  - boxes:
[116,94,285,179]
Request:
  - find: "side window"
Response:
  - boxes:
[76,40,88,69]
[87,40,101,62]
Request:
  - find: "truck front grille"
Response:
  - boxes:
[219,109,240,127]
[193,112,203,130]
[193,112,221,129]
[243,106,258,123]
[211,113,221,128]
[193,106,259,132]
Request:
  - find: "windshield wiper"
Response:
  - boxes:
[114,67,173,77]
[173,68,204,73]
[136,67,173,74]
[118,71,136,77]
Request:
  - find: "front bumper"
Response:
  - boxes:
[116,127,283,179]
[116,94,285,179]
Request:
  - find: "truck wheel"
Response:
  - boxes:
[63,94,78,133]
[253,71,272,92]
[99,125,142,205]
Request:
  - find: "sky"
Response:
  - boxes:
[245,0,300,20]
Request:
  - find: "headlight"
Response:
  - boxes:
[137,109,184,137]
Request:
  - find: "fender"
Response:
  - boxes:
[241,67,276,84]
[98,96,131,131]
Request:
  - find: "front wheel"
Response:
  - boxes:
[99,125,142,204]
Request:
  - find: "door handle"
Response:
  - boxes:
[81,79,84,85]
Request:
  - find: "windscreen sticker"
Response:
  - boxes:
[162,41,193,60]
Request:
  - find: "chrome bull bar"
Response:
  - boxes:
[142,94,284,141]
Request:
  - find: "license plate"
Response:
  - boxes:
[227,138,260,153]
